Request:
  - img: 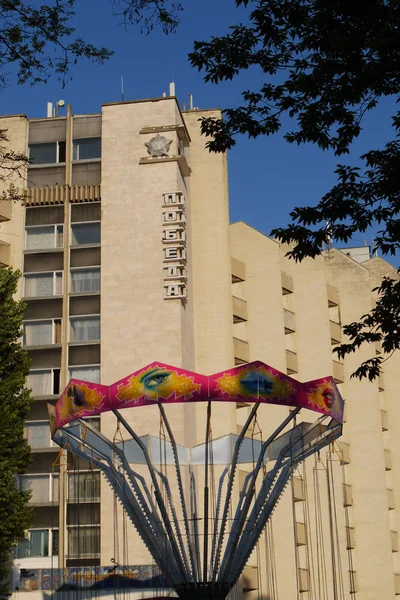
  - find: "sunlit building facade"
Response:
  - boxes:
[1,95,399,600]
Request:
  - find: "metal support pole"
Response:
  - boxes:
[212,403,259,581]
[112,409,190,584]
[158,402,198,581]
[203,401,212,583]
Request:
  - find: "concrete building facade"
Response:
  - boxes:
[0,95,399,599]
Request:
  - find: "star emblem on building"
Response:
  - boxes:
[145,133,173,158]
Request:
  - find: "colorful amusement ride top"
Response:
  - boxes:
[49,360,343,600]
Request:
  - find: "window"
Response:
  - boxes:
[68,526,100,557]
[25,421,55,449]
[25,225,63,250]
[16,528,58,558]
[29,142,66,165]
[27,368,61,396]
[71,222,100,246]
[71,203,101,223]
[68,471,100,502]
[18,474,59,504]
[23,319,61,346]
[26,205,64,226]
[70,268,100,293]
[73,138,101,161]
[24,271,63,297]
[70,316,100,342]
[69,365,100,383]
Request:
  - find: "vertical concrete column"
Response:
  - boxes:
[58,104,73,568]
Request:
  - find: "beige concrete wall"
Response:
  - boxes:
[230,225,400,599]
[323,250,396,599]
[99,101,236,570]
[100,98,193,566]
[183,109,236,444]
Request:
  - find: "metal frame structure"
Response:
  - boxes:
[52,402,342,600]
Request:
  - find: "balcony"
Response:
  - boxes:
[381,409,388,431]
[293,477,305,502]
[346,526,355,549]
[384,449,392,471]
[395,573,400,595]
[327,283,339,307]
[330,320,342,344]
[0,240,11,266]
[284,309,296,333]
[231,257,245,283]
[392,531,398,553]
[232,296,248,323]
[19,473,59,505]
[388,488,395,510]
[295,522,306,546]
[0,198,11,221]
[298,569,310,592]
[343,483,353,507]
[26,184,101,206]
[281,271,293,294]
[332,360,344,383]
[242,566,258,591]
[339,441,350,465]
[349,571,358,594]
[286,350,298,374]
[233,337,249,364]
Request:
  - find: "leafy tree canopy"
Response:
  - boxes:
[0,269,32,593]
[0,0,181,93]
[188,0,400,379]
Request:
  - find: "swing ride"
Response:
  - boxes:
[48,360,344,600]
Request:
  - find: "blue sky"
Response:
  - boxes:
[1,0,397,263]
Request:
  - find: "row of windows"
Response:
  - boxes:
[24,418,100,450]
[25,221,100,250]
[16,526,100,558]
[29,138,101,165]
[23,316,100,346]
[27,365,100,396]
[23,268,100,297]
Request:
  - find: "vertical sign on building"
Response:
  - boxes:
[162,192,187,300]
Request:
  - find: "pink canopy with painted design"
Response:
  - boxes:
[48,361,344,434]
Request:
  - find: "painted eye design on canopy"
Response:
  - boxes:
[67,385,88,411]
[140,369,171,392]
[240,371,274,395]
[322,387,334,409]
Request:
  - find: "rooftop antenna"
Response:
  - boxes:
[326,220,332,258]
[169,81,176,97]
[54,99,65,117]
[189,94,193,110]
[121,76,125,102]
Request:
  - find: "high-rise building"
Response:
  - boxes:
[1,95,399,600]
